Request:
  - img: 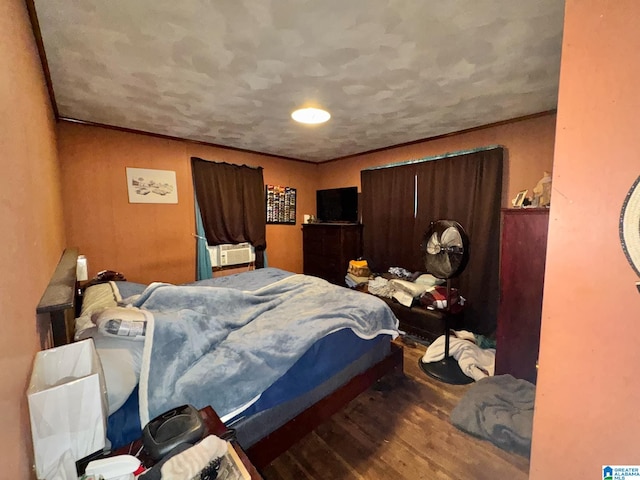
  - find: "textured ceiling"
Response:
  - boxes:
[34,0,564,162]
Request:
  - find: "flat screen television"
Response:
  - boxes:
[316,186,359,223]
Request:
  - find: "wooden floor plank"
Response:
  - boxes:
[282,431,361,480]
[316,423,407,479]
[265,451,311,480]
[261,336,530,480]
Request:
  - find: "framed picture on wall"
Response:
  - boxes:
[126,167,178,204]
[265,185,296,224]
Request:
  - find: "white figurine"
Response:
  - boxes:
[533,171,552,207]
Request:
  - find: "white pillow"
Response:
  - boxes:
[93,333,143,415]
[389,279,431,307]
[389,279,430,298]
[414,274,445,287]
[75,282,121,340]
[73,284,142,415]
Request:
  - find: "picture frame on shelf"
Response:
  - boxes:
[513,189,528,208]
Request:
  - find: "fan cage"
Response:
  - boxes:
[422,220,469,279]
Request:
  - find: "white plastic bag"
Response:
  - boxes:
[43,450,77,480]
[27,339,108,479]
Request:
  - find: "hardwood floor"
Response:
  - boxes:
[261,336,530,480]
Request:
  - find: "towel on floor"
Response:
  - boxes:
[450,374,535,457]
[421,331,495,381]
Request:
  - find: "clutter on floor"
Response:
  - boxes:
[421,330,495,381]
[450,374,535,457]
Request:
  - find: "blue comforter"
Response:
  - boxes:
[134,273,398,424]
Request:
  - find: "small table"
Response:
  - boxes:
[114,406,262,479]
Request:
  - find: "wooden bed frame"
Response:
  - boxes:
[247,342,403,468]
[37,248,79,346]
[37,248,404,469]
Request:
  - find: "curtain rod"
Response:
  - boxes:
[362,145,504,171]
[191,156,263,171]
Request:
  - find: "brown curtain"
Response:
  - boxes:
[361,163,417,272]
[191,157,266,268]
[361,147,503,334]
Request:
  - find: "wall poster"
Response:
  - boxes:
[266,184,296,224]
[126,167,178,204]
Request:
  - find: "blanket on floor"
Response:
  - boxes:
[134,274,399,425]
[450,374,535,456]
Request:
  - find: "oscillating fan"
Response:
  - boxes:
[418,220,473,385]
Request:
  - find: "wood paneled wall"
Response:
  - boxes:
[58,113,556,284]
[58,122,317,284]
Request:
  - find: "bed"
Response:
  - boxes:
[37,249,403,468]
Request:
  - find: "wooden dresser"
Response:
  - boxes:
[302,223,363,285]
[495,208,549,384]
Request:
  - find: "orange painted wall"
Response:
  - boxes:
[59,124,194,284]
[317,113,557,208]
[0,0,66,478]
[58,122,317,284]
[187,143,317,274]
[530,1,640,477]
[59,113,555,284]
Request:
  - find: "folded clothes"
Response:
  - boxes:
[347,272,371,284]
[414,273,445,287]
[419,286,465,313]
[389,279,431,307]
[348,260,371,278]
[345,273,370,288]
[391,289,414,307]
[388,267,413,279]
[389,279,430,298]
[367,277,394,297]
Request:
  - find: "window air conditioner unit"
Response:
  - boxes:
[207,243,255,267]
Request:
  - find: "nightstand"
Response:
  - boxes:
[113,406,263,479]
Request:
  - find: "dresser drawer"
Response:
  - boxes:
[302,223,362,286]
[304,253,339,276]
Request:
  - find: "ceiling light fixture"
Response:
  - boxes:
[291,107,331,125]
